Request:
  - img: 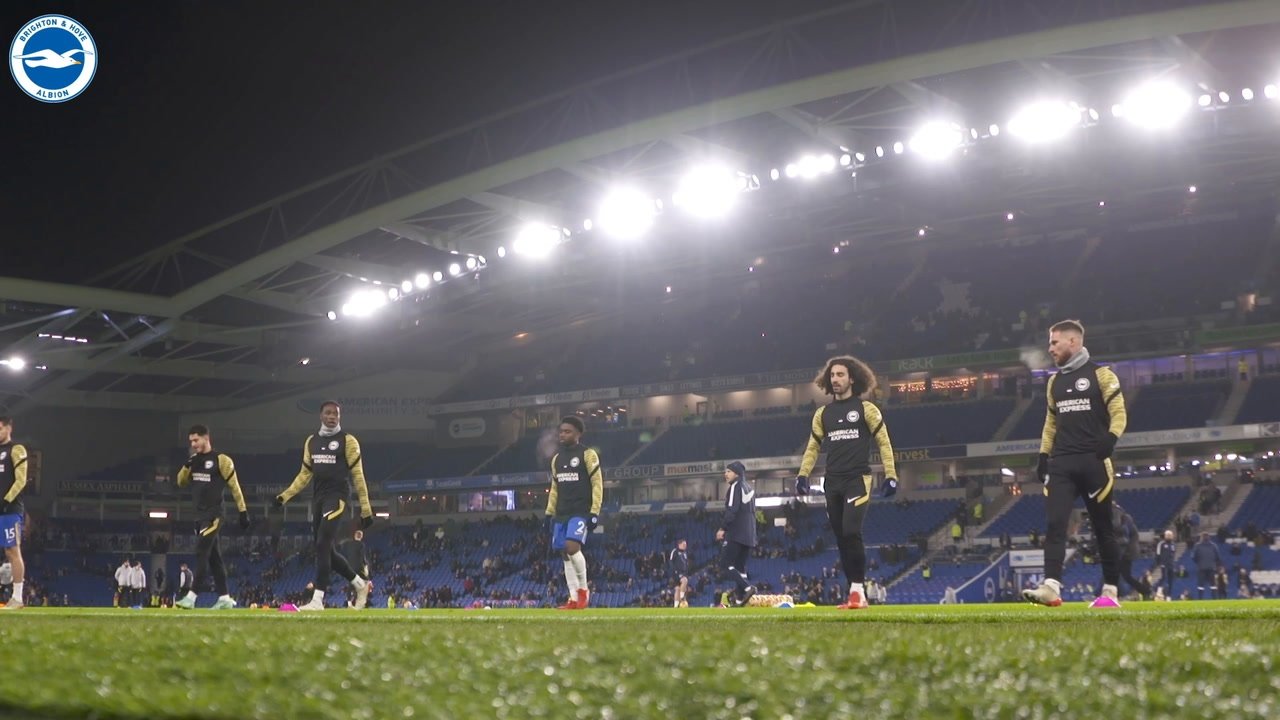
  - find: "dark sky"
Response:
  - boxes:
[0,0,831,284]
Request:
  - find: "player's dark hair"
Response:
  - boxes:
[188,424,210,437]
[1050,319,1085,336]
[0,416,11,427]
[814,356,877,397]
[560,416,585,434]
[320,400,341,412]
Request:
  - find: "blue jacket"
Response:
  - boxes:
[1192,539,1220,572]
[721,478,757,548]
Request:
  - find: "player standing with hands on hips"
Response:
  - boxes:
[794,356,898,610]
[1023,320,1127,608]
[545,416,603,610]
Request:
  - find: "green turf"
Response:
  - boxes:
[1,602,1277,719]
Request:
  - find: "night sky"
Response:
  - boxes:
[0,0,834,285]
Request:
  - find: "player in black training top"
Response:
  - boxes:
[275,401,373,611]
[668,538,690,608]
[175,424,250,610]
[0,416,30,610]
[1023,320,1128,607]
[795,356,898,610]
[716,461,756,607]
[544,416,603,610]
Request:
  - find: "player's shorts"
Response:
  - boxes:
[551,516,590,550]
[0,513,22,548]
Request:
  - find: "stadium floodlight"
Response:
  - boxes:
[1198,93,1212,107]
[1116,81,1192,129]
[892,141,905,155]
[447,263,461,277]
[400,280,413,294]
[769,168,780,180]
[672,165,742,219]
[597,187,656,240]
[513,223,561,259]
[496,246,507,259]
[908,122,962,159]
[819,154,837,172]
[340,289,387,318]
[1006,212,1015,221]
[988,124,1000,137]
[1218,91,1230,103]
[582,218,593,231]
[784,163,798,178]
[387,287,400,301]
[796,155,822,179]
[465,257,478,271]
[1266,84,1278,99]
[1,356,26,371]
[839,153,852,167]
[1242,88,1255,101]
[1189,185,1197,193]
[1007,100,1084,143]
[875,146,885,158]
[414,272,430,289]
[854,152,865,162]
[432,271,444,283]
[325,310,338,321]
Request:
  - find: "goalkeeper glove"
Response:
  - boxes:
[795,475,810,496]
[360,514,374,530]
[882,478,898,498]
[1036,453,1050,486]
[1095,432,1118,461]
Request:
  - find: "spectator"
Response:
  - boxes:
[1191,533,1221,600]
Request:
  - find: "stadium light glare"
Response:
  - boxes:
[907,122,962,159]
[1226,453,1238,461]
[400,280,413,294]
[1218,91,1230,103]
[672,165,742,219]
[988,123,1000,137]
[582,218,593,232]
[148,511,169,519]
[325,310,338,321]
[1198,93,1212,107]
[1189,185,1197,193]
[1,356,26,371]
[769,168,780,181]
[1007,100,1083,143]
[1006,212,1015,221]
[875,146,885,158]
[447,263,462,277]
[819,154,837,172]
[1265,84,1278,99]
[495,246,507,259]
[1242,87,1255,101]
[892,141,905,155]
[432,271,444,283]
[839,153,852,167]
[341,289,387,318]
[854,152,866,162]
[414,272,431,289]
[465,257,478,271]
[784,163,798,178]
[665,285,672,293]
[387,287,400,301]
[513,223,561,259]
[597,187,656,239]
[1118,81,1192,129]
[796,155,823,179]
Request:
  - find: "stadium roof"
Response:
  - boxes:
[3,0,1280,412]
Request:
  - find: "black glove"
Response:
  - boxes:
[795,475,810,496]
[1095,433,1118,461]
[882,478,898,498]
[273,495,285,508]
[239,511,252,530]
[183,454,196,471]
[360,514,374,530]
[1036,453,1050,485]
[588,514,599,531]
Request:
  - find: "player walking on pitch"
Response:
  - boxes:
[795,356,898,610]
[175,424,251,610]
[274,401,372,611]
[1023,320,1127,608]
[0,416,30,610]
[544,416,602,610]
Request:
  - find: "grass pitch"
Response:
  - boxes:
[0,601,1277,719]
